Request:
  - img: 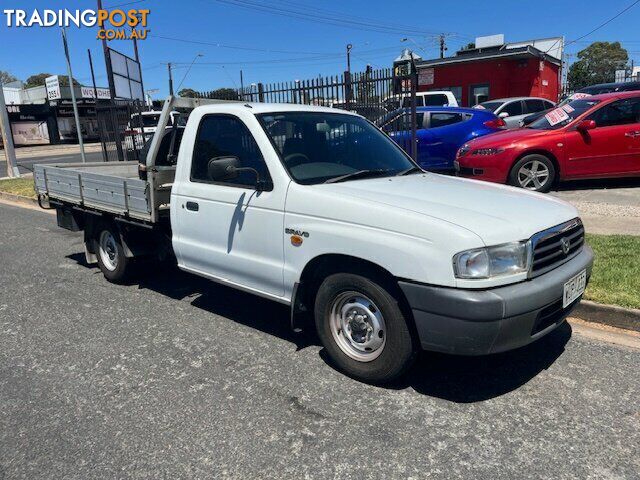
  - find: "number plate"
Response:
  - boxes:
[563,270,587,308]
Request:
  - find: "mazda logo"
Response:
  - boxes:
[560,237,570,255]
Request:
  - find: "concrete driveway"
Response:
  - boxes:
[1,202,639,479]
[552,177,640,235]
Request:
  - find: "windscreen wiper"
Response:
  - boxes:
[397,166,423,176]
[324,169,392,184]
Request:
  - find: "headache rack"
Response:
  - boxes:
[529,218,585,278]
[34,96,240,223]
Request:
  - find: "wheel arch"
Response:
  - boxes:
[512,149,561,179]
[290,253,414,334]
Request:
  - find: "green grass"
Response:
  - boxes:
[0,177,36,198]
[585,234,640,309]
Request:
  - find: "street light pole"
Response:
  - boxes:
[346,43,353,75]
[0,79,20,178]
[61,27,86,163]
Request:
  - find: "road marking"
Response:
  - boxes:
[568,317,640,350]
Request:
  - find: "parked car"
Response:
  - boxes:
[35,97,593,383]
[455,91,640,192]
[379,106,506,171]
[383,91,459,111]
[521,81,640,127]
[124,110,186,151]
[474,97,556,129]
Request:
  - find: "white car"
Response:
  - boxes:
[124,110,185,151]
[36,98,593,383]
[384,91,459,110]
[475,97,556,128]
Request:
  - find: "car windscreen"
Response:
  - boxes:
[528,99,601,130]
[131,114,161,128]
[476,101,503,112]
[257,112,415,185]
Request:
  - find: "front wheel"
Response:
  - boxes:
[314,273,416,383]
[96,224,130,283]
[508,154,556,193]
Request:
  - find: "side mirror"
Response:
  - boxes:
[577,119,597,132]
[207,156,240,182]
[207,156,268,191]
[498,112,510,119]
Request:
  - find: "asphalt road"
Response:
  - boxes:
[0,202,639,479]
[0,151,104,177]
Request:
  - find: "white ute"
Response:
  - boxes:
[35,97,593,383]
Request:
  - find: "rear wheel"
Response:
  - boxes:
[509,154,556,193]
[314,273,416,383]
[96,225,130,283]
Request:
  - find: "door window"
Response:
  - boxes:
[590,98,640,127]
[191,115,271,188]
[423,94,449,106]
[524,99,548,113]
[429,112,464,128]
[502,101,524,116]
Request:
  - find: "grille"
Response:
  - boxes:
[530,219,584,278]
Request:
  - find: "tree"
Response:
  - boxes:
[25,73,81,88]
[568,41,628,91]
[206,87,240,100]
[177,88,199,98]
[0,70,18,85]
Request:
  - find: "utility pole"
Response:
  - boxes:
[240,69,244,100]
[0,80,19,178]
[167,63,174,95]
[61,27,86,163]
[439,34,447,59]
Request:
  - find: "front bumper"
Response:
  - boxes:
[399,246,594,355]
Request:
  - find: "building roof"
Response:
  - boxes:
[415,45,561,69]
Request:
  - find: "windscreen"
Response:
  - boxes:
[257,112,415,185]
[476,101,503,112]
[528,99,601,130]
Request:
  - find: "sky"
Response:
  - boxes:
[0,0,639,100]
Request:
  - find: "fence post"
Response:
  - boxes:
[258,83,265,102]
[344,71,353,110]
[409,64,418,162]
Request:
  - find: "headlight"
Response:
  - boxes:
[472,148,505,156]
[453,242,530,279]
[457,144,470,157]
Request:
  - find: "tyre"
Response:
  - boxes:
[508,154,556,193]
[95,224,130,283]
[314,273,416,383]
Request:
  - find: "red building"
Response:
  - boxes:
[412,39,562,107]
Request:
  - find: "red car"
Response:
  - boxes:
[455,91,640,192]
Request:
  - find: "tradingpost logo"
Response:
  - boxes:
[3,8,150,40]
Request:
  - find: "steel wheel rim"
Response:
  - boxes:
[98,231,118,272]
[329,291,386,362]
[517,160,550,190]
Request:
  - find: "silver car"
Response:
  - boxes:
[474,97,555,129]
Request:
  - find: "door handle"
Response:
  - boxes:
[185,201,199,211]
[625,131,640,137]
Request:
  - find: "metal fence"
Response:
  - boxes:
[95,99,150,163]
[195,67,420,160]
[95,66,419,163]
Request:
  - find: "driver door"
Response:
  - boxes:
[172,114,286,297]
[563,97,640,177]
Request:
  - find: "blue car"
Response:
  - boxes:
[379,106,505,171]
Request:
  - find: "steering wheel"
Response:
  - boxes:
[284,153,310,168]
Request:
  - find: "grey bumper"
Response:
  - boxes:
[399,246,594,355]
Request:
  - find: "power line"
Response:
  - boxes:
[565,0,640,48]
[208,0,464,37]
